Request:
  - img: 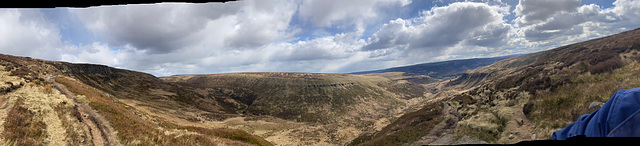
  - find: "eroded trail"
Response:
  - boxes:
[0,79,25,145]
[411,103,457,145]
[0,96,8,110]
[52,82,121,146]
[0,95,12,145]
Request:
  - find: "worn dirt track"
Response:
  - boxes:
[51,81,121,146]
[0,96,8,110]
[411,102,457,145]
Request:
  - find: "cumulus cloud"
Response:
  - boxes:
[0,9,65,60]
[268,35,363,62]
[514,0,581,26]
[514,0,640,48]
[363,2,513,54]
[298,0,410,27]
[0,9,128,71]
[197,34,367,74]
[223,0,298,49]
[610,0,640,29]
[70,2,243,54]
[296,0,411,40]
[412,2,512,49]
[61,42,120,66]
[361,18,414,51]
[65,0,306,75]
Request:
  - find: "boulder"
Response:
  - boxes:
[589,102,605,110]
[429,134,454,145]
[516,118,524,126]
[452,136,488,145]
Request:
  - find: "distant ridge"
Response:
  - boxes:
[350,54,522,78]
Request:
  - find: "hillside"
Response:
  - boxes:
[0,52,445,145]
[162,73,426,122]
[161,72,433,144]
[350,27,640,145]
[350,55,519,79]
[0,54,271,145]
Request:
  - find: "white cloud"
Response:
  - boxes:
[297,0,411,38]
[70,2,243,54]
[413,2,512,49]
[363,2,514,61]
[193,34,367,75]
[223,0,299,49]
[61,42,119,66]
[60,0,415,76]
[65,0,304,75]
[514,0,640,50]
[0,9,131,72]
[611,0,640,29]
[362,18,414,51]
[298,0,410,27]
[514,0,580,27]
[0,9,64,60]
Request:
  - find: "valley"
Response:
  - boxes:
[349,27,640,145]
[0,27,639,145]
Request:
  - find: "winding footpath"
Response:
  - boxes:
[49,76,121,146]
[410,102,458,145]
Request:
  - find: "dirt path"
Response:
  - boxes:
[410,102,458,146]
[0,96,8,110]
[51,82,121,146]
[0,95,11,145]
[0,84,22,145]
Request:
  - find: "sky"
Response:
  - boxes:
[1,0,639,77]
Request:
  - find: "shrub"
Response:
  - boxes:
[522,101,534,117]
[590,57,624,74]
[630,52,640,62]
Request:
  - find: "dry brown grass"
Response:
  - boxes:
[3,99,47,145]
[349,102,443,146]
[528,62,640,129]
[56,76,171,145]
[43,83,54,94]
[162,72,422,127]
[179,126,272,146]
[454,111,508,143]
[55,76,271,146]
[52,102,91,145]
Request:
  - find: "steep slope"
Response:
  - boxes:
[0,54,271,145]
[162,73,427,124]
[352,27,640,145]
[351,55,519,79]
[50,62,242,121]
[161,72,434,145]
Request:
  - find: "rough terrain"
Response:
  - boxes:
[0,54,272,146]
[351,27,640,145]
[4,26,636,146]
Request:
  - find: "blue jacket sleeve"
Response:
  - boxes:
[552,87,640,140]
